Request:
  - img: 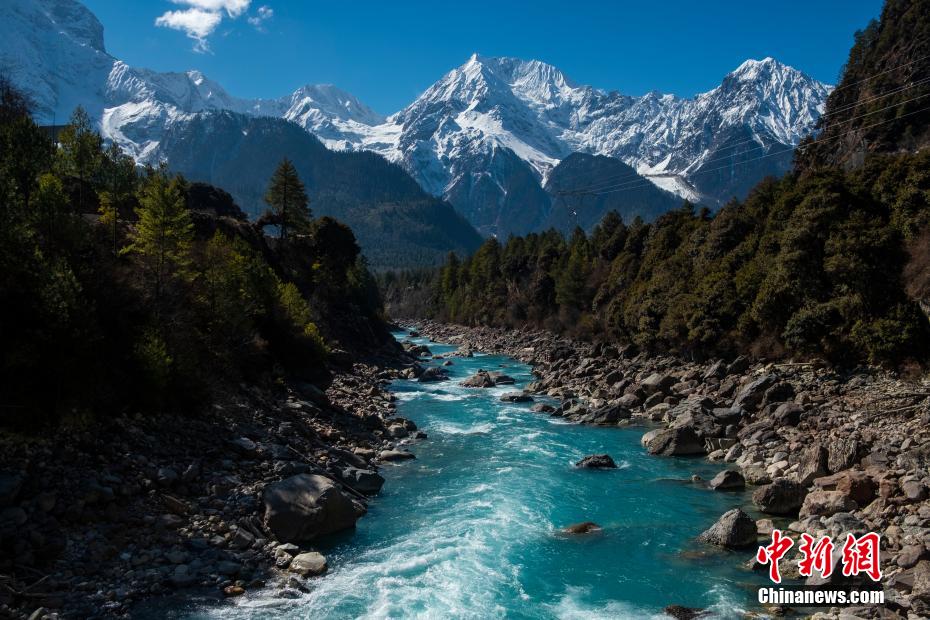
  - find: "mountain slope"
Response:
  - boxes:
[1,0,831,238]
[371,54,830,234]
[156,111,483,269]
[543,154,683,231]
[797,0,930,169]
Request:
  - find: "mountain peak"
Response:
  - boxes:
[728,56,808,82]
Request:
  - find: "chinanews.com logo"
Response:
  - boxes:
[755,530,885,607]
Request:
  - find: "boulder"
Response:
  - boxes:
[772,402,803,426]
[289,551,327,576]
[731,375,775,411]
[708,470,745,491]
[752,479,807,515]
[903,480,928,501]
[581,404,631,425]
[646,426,706,456]
[531,403,555,414]
[725,355,750,376]
[418,367,448,382]
[493,374,516,385]
[827,437,861,473]
[379,449,416,462]
[405,343,431,357]
[461,371,495,388]
[664,605,708,620]
[262,474,365,543]
[820,470,876,505]
[797,444,829,485]
[337,467,385,495]
[575,454,617,469]
[563,521,601,534]
[500,392,533,403]
[799,490,857,519]
[641,372,676,395]
[897,545,929,569]
[698,508,758,548]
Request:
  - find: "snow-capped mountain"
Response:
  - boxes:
[2,0,831,236]
[368,53,830,227]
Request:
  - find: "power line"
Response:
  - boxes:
[585,102,930,197]
[557,83,930,198]
[553,57,930,197]
[828,53,930,95]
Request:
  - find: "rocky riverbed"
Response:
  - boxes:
[0,343,431,619]
[403,320,930,619]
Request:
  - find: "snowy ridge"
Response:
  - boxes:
[1,0,831,228]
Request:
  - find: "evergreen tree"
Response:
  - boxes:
[124,169,193,308]
[263,158,310,239]
[57,106,103,212]
[98,143,138,256]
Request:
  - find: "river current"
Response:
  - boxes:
[188,329,767,619]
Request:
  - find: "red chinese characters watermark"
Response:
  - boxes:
[798,533,834,579]
[757,530,882,583]
[841,532,882,582]
[756,530,794,583]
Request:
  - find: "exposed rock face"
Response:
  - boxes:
[698,508,758,548]
[262,474,365,543]
[645,426,705,456]
[500,392,533,403]
[752,479,807,515]
[575,454,617,469]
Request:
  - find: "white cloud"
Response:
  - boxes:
[155,0,255,52]
[171,0,251,18]
[247,5,274,31]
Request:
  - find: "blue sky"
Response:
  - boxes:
[83,0,884,114]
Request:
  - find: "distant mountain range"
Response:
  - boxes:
[2,0,832,241]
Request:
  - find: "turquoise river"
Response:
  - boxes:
[187,329,771,619]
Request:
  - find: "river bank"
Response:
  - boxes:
[402,319,930,619]
[180,328,767,619]
[0,340,431,619]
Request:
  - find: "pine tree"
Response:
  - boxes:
[263,158,310,240]
[98,143,138,256]
[57,106,103,212]
[33,173,68,251]
[124,169,193,308]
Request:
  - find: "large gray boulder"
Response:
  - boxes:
[263,474,365,543]
[698,508,758,548]
[799,490,857,519]
[337,467,385,495]
[732,375,775,411]
[752,479,807,515]
[289,551,328,576]
[500,392,533,403]
[645,426,706,456]
[708,470,745,491]
[797,443,829,485]
[418,366,448,382]
[575,454,617,469]
[461,370,495,388]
